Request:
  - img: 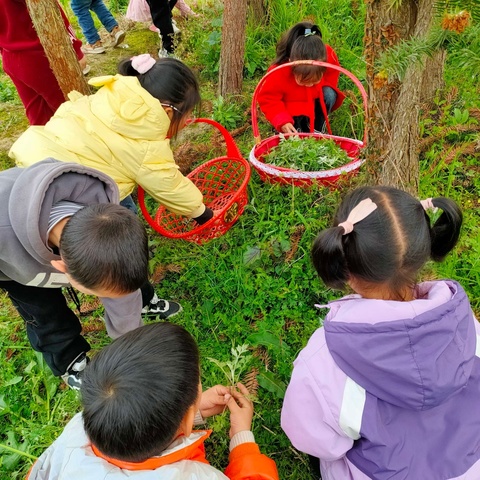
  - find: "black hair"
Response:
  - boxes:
[273,22,326,85]
[274,21,324,63]
[60,204,148,294]
[81,323,200,462]
[118,57,201,137]
[311,186,463,297]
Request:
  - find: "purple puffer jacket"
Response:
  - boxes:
[282,280,480,479]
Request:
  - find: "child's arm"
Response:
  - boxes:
[224,384,279,480]
[281,352,354,461]
[137,164,212,221]
[257,72,295,133]
[323,45,341,88]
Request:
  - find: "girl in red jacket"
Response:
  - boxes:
[258,21,345,134]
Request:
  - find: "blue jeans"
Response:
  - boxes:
[120,195,138,214]
[70,0,118,45]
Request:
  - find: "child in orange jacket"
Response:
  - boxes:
[27,322,279,480]
[258,21,345,134]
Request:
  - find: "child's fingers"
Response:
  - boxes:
[230,384,253,408]
[236,383,250,397]
[226,395,240,413]
[212,385,231,401]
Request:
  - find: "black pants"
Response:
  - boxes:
[308,455,321,479]
[145,0,178,52]
[1,280,155,376]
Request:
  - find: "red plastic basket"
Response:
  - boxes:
[250,60,368,187]
[138,118,251,245]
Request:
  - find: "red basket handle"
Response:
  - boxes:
[189,117,242,159]
[138,117,242,228]
[251,60,368,145]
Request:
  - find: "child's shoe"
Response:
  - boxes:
[82,40,105,54]
[142,293,182,319]
[158,48,179,59]
[82,64,91,75]
[110,26,126,47]
[172,19,181,35]
[61,352,89,390]
[149,24,160,33]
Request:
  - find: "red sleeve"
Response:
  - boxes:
[257,66,294,131]
[224,443,279,480]
[323,45,341,89]
[58,2,84,60]
[321,45,345,112]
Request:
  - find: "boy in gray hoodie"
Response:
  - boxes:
[0,159,178,389]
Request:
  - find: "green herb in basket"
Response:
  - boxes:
[264,136,350,171]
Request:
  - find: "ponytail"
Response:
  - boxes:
[428,197,463,261]
[118,58,139,77]
[312,227,349,289]
[273,21,324,65]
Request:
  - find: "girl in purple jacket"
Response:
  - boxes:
[282,186,480,479]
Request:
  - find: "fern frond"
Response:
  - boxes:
[434,0,480,22]
[378,26,457,81]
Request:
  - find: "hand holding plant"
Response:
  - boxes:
[199,385,231,418]
[227,383,254,438]
[280,123,297,134]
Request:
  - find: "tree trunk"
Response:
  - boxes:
[420,50,446,104]
[364,0,442,194]
[218,0,248,96]
[25,0,90,98]
[248,0,265,23]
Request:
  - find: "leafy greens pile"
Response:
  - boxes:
[264,136,350,171]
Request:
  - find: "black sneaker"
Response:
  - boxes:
[141,293,182,319]
[61,353,89,390]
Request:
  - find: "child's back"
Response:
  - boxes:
[28,323,278,480]
[10,57,213,222]
[28,413,230,479]
[282,186,480,479]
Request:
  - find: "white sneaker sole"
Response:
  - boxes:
[112,30,126,47]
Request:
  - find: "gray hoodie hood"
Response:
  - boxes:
[0,159,119,286]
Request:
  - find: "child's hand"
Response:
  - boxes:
[199,385,231,418]
[280,123,297,134]
[227,383,254,438]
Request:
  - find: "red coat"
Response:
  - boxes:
[0,0,84,125]
[257,45,345,132]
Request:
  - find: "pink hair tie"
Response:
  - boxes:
[338,198,378,235]
[420,198,437,212]
[131,54,156,74]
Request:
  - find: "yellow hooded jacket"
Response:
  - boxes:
[10,75,205,218]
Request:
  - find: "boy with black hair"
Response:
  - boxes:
[27,322,279,480]
[0,159,180,389]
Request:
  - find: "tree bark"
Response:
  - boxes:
[218,0,248,96]
[248,0,265,23]
[364,0,442,194]
[420,50,446,104]
[25,0,90,98]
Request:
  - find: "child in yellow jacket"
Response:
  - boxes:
[10,54,214,224]
[27,322,279,480]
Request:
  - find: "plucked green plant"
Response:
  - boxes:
[264,136,350,171]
